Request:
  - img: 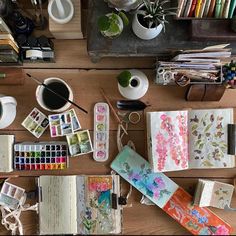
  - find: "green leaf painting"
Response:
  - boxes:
[189,109,232,168]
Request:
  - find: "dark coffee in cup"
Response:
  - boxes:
[42,81,69,110]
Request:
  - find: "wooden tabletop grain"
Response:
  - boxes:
[0,1,236,235]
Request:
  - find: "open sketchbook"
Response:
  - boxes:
[194,179,235,209]
[111,146,233,235]
[147,108,235,172]
[38,175,122,235]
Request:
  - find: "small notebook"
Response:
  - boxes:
[38,175,122,235]
[147,108,235,172]
[0,135,14,172]
[194,179,235,209]
[111,146,233,235]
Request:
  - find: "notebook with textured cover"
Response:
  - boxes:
[39,175,122,235]
[111,146,233,235]
[146,108,235,172]
[194,179,234,209]
[0,135,14,172]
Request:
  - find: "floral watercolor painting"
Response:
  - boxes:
[111,146,178,208]
[163,188,233,235]
[147,111,189,172]
[78,176,117,235]
[188,109,234,169]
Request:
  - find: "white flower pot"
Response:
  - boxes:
[132,12,163,40]
[118,69,149,100]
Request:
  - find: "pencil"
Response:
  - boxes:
[100,88,128,135]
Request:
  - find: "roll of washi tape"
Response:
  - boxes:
[128,112,141,124]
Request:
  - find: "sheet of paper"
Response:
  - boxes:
[197,179,215,207]
[147,111,189,172]
[188,108,234,169]
[39,176,77,235]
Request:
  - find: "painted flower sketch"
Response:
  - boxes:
[153,111,188,171]
[120,162,171,200]
[189,111,228,168]
[81,179,113,234]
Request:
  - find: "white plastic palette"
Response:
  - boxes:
[0,182,25,210]
[48,109,81,137]
[93,103,109,162]
[22,108,49,138]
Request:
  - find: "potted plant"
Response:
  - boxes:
[132,0,177,40]
[117,69,149,99]
[98,12,129,38]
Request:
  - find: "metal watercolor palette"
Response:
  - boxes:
[14,142,69,170]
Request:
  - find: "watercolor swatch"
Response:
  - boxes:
[49,109,81,137]
[0,182,25,210]
[22,108,49,138]
[66,130,93,156]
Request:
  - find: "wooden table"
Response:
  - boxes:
[0,2,236,234]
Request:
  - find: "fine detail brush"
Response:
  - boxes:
[27,73,88,114]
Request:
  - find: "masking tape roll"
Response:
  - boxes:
[26,50,43,59]
[128,112,141,124]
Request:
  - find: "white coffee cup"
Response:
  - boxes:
[35,77,73,113]
[48,0,74,24]
[0,95,17,129]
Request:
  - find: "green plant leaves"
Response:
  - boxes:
[109,21,120,33]
[137,0,177,29]
[117,70,132,87]
[118,11,129,26]
[98,15,110,31]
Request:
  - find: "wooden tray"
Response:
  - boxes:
[191,19,236,40]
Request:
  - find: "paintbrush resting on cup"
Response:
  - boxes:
[27,73,88,114]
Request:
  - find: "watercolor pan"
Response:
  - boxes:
[14,142,69,170]
[66,130,93,156]
[93,103,109,162]
[22,108,49,138]
[48,109,81,137]
[0,182,25,210]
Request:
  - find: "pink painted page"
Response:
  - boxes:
[147,111,189,172]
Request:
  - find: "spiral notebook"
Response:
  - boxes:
[38,175,122,235]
